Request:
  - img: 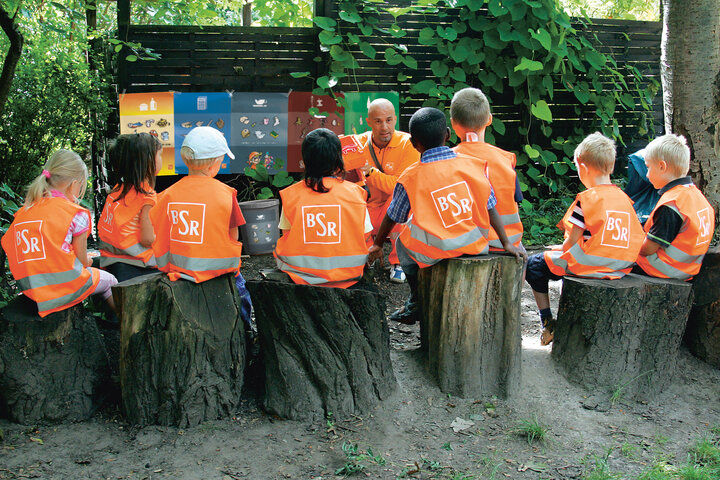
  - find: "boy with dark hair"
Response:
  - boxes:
[368,107,525,324]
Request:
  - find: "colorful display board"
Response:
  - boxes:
[117,91,397,175]
[118,92,176,175]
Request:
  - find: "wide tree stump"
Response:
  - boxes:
[686,248,720,367]
[246,280,396,421]
[114,273,246,427]
[0,295,110,424]
[553,274,693,399]
[418,254,524,399]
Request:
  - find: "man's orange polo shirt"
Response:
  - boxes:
[343,130,420,210]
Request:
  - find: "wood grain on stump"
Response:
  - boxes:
[246,280,396,422]
[418,254,524,399]
[553,274,693,399]
[686,249,720,367]
[115,273,246,427]
[0,295,110,424]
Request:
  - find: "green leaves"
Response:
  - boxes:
[313,17,337,30]
[319,30,342,45]
[531,101,553,122]
[514,57,544,72]
[529,28,552,51]
[436,26,458,41]
[431,60,449,78]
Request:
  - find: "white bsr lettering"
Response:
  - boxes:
[16,229,40,254]
[436,193,471,217]
[170,210,200,236]
[306,213,337,237]
[606,217,628,242]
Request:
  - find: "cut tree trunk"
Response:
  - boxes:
[661,0,720,218]
[418,254,524,399]
[553,274,693,400]
[686,248,720,367]
[0,295,110,424]
[114,273,246,427]
[246,280,396,422]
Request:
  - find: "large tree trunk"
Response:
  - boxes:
[246,280,397,421]
[661,0,720,216]
[0,3,23,118]
[686,248,720,367]
[0,296,110,424]
[418,255,524,399]
[115,273,246,427]
[553,275,693,400]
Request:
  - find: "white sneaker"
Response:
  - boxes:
[389,264,406,283]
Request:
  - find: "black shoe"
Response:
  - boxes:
[389,301,418,325]
[245,329,260,359]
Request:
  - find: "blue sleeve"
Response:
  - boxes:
[387,183,411,223]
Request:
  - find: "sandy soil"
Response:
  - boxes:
[1,251,719,480]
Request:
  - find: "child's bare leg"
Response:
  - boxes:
[532,290,550,311]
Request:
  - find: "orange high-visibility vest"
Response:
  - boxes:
[1,197,100,317]
[151,176,243,283]
[636,183,714,280]
[545,184,644,279]
[398,152,491,268]
[274,178,368,288]
[453,141,523,250]
[98,185,156,269]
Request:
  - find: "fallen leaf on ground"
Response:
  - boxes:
[450,417,475,432]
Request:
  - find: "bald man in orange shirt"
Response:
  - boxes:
[342,99,420,283]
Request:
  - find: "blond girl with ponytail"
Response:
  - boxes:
[1,150,118,317]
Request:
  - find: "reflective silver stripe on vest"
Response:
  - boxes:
[36,273,96,313]
[98,240,151,259]
[274,254,367,271]
[545,250,568,271]
[156,252,240,272]
[499,212,522,225]
[546,250,627,278]
[276,257,363,286]
[409,222,489,252]
[489,232,523,249]
[663,245,703,265]
[567,243,635,270]
[643,253,693,280]
[16,259,86,292]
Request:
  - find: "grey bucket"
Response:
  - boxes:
[238,199,280,255]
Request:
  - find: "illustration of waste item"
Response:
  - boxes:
[157,118,169,127]
[255,131,266,139]
[251,122,256,127]
[128,122,143,128]
[263,118,270,125]
[239,116,249,124]
[195,121,204,127]
[197,96,207,111]
[242,129,251,138]
[161,132,170,141]
[149,130,158,137]
[270,131,279,138]
[273,116,280,126]
[181,121,192,128]
[295,117,302,125]
[145,119,155,128]
[216,119,225,129]
[149,98,158,111]
[206,119,214,127]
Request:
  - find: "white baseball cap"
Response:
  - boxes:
[182,126,235,160]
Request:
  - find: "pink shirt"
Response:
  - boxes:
[51,190,90,252]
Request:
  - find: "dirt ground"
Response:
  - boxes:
[1,250,719,480]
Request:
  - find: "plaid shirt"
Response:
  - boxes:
[386,146,497,223]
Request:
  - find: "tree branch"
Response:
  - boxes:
[0,2,24,117]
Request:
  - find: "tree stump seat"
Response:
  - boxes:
[418,254,525,399]
[246,279,397,422]
[114,273,246,427]
[686,248,720,367]
[553,274,693,400]
[0,296,110,424]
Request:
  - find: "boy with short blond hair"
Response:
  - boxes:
[525,132,645,345]
[152,126,253,331]
[636,134,714,280]
[451,88,524,251]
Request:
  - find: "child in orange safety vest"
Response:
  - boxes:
[150,126,253,333]
[1,150,118,317]
[635,134,714,280]
[98,133,162,282]
[274,128,372,288]
[525,133,644,345]
[450,87,525,252]
[368,107,526,325]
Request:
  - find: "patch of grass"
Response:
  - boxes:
[619,442,640,460]
[515,415,548,445]
[398,458,476,479]
[609,371,652,405]
[441,441,454,451]
[582,448,619,480]
[334,442,385,477]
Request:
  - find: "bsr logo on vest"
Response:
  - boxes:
[14,220,46,262]
[167,202,206,244]
[600,210,631,248]
[697,207,712,245]
[99,203,117,233]
[431,181,474,228]
[302,205,341,244]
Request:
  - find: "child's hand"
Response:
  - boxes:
[504,244,527,261]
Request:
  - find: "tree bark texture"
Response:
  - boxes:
[661,0,720,217]
[115,273,246,427]
[0,295,110,424]
[246,280,397,422]
[686,248,720,367]
[553,275,693,400]
[418,255,524,399]
[0,4,23,118]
